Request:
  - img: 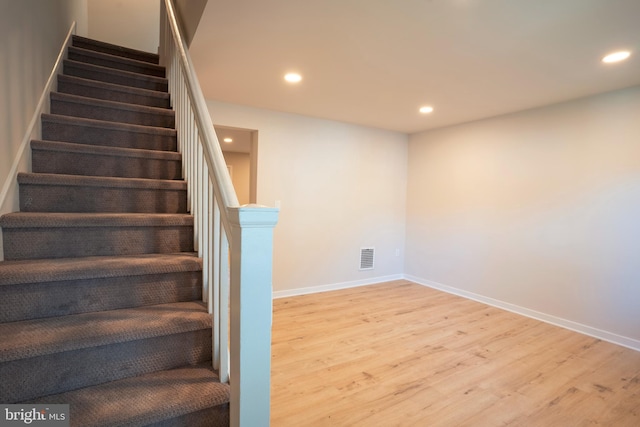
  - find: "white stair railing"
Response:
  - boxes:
[159,1,278,426]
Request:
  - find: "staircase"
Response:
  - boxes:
[0,35,230,426]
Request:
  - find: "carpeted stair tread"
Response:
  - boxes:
[72,34,160,64]
[58,74,170,108]
[0,301,210,363]
[41,114,177,151]
[0,253,200,287]
[27,365,230,427]
[31,140,181,161]
[18,172,187,213]
[0,254,202,323]
[31,140,182,180]
[64,59,168,92]
[146,406,230,427]
[0,212,192,228]
[18,172,185,190]
[50,92,175,128]
[1,213,194,260]
[1,329,212,403]
[68,46,166,77]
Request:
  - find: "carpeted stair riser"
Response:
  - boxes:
[58,74,171,109]
[1,330,212,403]
[27,365,229,427]
[42,114,177,151]
[0,301,209,364]
[72,34,160,64]
[1,225,193,260]
[0,253,201,287]
[68,46,166,77]
[0,254,202,322]
[51,92,175,128]
[64,59,168,92]
[0,271,202,323]
[19,173,187,213]
[149,405,230,427]
[0,213,194,260]
[0,301,211,401]
[32,140,182,180]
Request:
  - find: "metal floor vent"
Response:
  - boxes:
[359,247,375,270]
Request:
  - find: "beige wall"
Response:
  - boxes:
[405,86,640,346]
[222,151,251,205]
[87,0,159,53]
[207,100,408,295]
[0,0,88,260]
[174,0,208,47]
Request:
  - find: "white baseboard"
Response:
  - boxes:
[273,274,404,299]
[405,274,640,353]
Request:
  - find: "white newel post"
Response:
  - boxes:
[228,205,279,427]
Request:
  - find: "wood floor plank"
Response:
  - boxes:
[271,280,640,426]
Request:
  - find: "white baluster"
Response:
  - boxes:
[160,2,279,424]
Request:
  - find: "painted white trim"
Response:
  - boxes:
[405,274,640,353]
[273,274,404,299]
[0,22,76,212]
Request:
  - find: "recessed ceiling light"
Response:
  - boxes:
[602,51,631,63]
[284,73,302,83]
[419,106,434,114]
[223,138,233,143]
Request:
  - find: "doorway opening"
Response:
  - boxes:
[214,125,258,205]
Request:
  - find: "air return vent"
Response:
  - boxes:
[359,247,375,270]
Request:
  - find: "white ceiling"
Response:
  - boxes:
[190,0,640,134]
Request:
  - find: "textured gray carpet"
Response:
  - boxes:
[50,91,175,128]
[0,212,194,260]
[58,74,171,108]
[0,301,211,362]
[0,253,201,286]
[28,365,230,427]
[0,304,215,402]
[19,172,187,213]
[42,113,178,151]
[0,253,203,322]
[64,59,168,91]
[68,46,166,77]
[0,35,229,426]
[31,139,182,179]
[71,35,160,64]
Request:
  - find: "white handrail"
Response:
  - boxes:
[162,0,239,218]
[160,1,278,426]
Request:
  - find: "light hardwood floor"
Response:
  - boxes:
[271,280,640,426]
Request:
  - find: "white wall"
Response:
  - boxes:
[405,86,640,347]
[87,0,159,53]
[66,0,89,37]
[207,100,408,295]
[0,0,88,260]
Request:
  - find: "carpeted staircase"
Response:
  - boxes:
[0,35,230,426]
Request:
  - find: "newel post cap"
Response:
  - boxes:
[227,204,279,228]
